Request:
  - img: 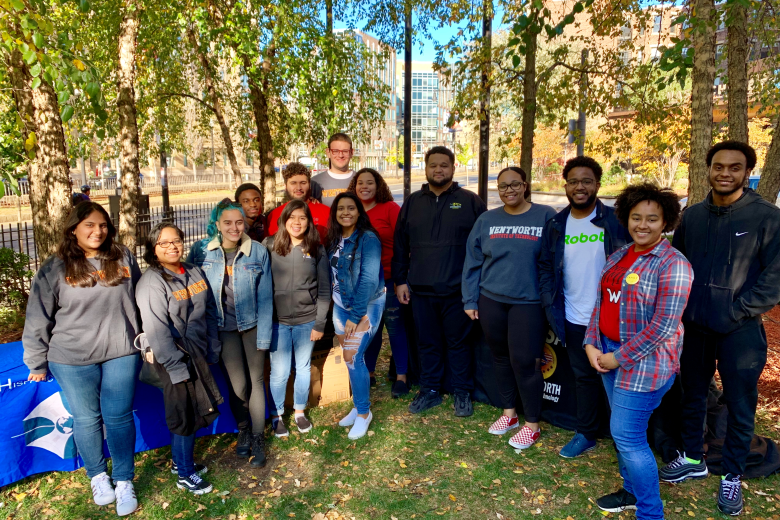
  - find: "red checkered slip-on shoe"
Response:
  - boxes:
[508,426,541,450]
[488,415,520,435]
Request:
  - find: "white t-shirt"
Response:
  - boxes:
[328,169,354,180]
[330,238,345,309]
[563,207,607,326]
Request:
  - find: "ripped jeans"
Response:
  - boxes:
[332,293,386,414]
[365,279,410,375]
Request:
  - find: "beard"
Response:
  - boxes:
[567,191,598,211]
[710,174,747,197]
[427,172,454,188]
[291,188,311,201]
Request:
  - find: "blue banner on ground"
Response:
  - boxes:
[0,341,239,489]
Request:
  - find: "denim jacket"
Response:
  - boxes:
[538,200,630,346]
[328,230,384,324]
[186,234,273,349]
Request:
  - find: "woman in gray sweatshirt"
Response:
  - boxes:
[263,199,331,437]
[22,201,142,517]
[136,223,220,496]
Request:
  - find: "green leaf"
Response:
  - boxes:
[32,32,43,49]
[57,90,69,105]
[24,131,37,152]
[60,105,74,123]
[512,55,521,67]
[85,81,99,98]
[78,0,90,13]
[563,14,575,25]
[23,50,36,65]
[30,77,40,89]
[10,0,24,11]
[573,2,584,13]
[30,62,41,77]
[96,128,105,139]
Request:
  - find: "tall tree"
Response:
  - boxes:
[725,0,749,142]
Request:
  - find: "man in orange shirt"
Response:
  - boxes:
[266,162,330,241]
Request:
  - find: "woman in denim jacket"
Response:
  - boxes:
[326,192,386,440]
[187,199,273,467]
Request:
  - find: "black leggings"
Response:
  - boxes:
[479,295,546,423]
[219,327,266,435]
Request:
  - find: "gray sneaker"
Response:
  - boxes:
[295,415,312,433]
[273,418,289,438]
[659,452,709,483]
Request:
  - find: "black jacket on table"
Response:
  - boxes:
[672,188,780,334]
[537,199,630,346]
[392,182,487,297]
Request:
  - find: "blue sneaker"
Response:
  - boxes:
[560,433,597,458]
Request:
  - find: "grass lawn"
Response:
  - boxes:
[2,348,779,520]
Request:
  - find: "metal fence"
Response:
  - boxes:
[0,202,218,272]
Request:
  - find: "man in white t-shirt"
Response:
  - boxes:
[538,156,630,458]
[311,133,355,207]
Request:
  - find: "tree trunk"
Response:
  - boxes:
[7,49,71,258]
[727,1,749,142]
[757,114,780,204]
[117,1,142,251]
[688,0,717,205]
[187,28,243,189]
[520,25,538,188]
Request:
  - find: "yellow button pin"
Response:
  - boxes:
[626,273,640,285]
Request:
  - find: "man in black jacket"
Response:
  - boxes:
[538,156,629,459]
[392,146,487,416]
[660,141,780,516]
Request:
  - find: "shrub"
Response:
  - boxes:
[0,247,33,310]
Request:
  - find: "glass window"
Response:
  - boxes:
[653,15,661,34]
[183,154,188,167]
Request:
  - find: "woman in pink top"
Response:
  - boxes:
[348,168,410,397]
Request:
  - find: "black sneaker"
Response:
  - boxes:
[170,462,207,475]
[408,390,442,414]
[659,452,709,483]
[250,433,267,468]
[453,393,473,417]
[596,488,637,513]
[295,415,312,433]
[391,379,409,398]
[370,375,377,387]
[236,429,252,458]
[718,473,743,516]
[176,473,213,495]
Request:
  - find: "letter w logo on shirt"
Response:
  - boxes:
[607,288,621,303]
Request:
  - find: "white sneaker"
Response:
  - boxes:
[115,480,138,516]
[339,408,358,427]
[348,411,373,440]
[90,472,115,506]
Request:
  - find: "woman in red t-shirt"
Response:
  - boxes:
[347,168,410,397]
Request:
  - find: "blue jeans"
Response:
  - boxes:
[171,433,196,478]
[333,293,386,414]
[365,279,410,375]
[49,355,140,481]
[601,363,674,520]
[269,321,316,415]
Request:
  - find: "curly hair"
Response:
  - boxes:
[706,140,757,170]
[614,182,682,233]
[562,156,603,181]
[347,168,395,204]
[283,161,311,183]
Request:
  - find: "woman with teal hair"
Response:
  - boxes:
[187,198,273,467]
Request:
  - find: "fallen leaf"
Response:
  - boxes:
[493,479,501,485]
[460,462,468,468]
[688,512,695,517]
[449,494,457,502]
[248,483,257,489]
[341,461,350,467]
[14,493,26,502]
[368,431,375,436]
[195,504,206,512]
[162,502,169,510]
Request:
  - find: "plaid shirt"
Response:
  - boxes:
[585,239,693,393]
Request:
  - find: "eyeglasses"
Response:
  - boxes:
[156,239,183,248]
[566,178,596,187]
[328,148,352,156]
[497,181,525,192]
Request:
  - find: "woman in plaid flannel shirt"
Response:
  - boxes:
[583,183,693,519]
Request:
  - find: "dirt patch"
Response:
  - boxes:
[758,306,780,424]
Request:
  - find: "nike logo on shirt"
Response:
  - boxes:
[736,232,748,236]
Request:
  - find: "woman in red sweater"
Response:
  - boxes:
[348,168,410,397]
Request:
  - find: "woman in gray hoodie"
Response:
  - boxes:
[263,200,330,437]
[136,223,221,496]
[22,202,141,517]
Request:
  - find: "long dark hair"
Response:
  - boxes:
[325,192,377,267]
[273,200,320,256]
[347,168,395,204]
[143,222,185,281]
[57,201,125,287]
[497,166,532,199]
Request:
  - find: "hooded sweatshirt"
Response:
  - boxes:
[23,247,142,374]
[672,188,780,334]
[136,263,221,385]
[392,182,487,296]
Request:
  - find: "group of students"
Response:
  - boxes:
[21,132,780,520]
